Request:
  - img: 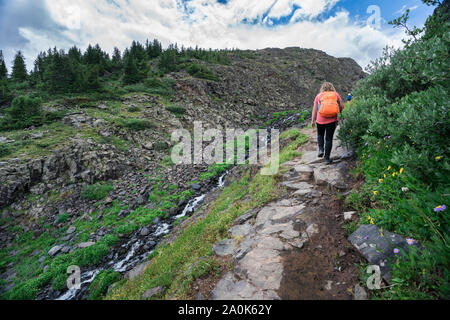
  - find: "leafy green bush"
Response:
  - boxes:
[154,141,169,151]
[57,213,69,224]
[88,270,120,300]
[117,118,154,131]
[143,77,175,96]
[165,105,186,116]
[0,144,12,158]
[0,96,65,131]
[81,183,114,200]
[128,105,140,112]
[339,2,450,299]
[185,63,219,81]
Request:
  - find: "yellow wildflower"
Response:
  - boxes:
[379,179,383,183]
[384,174,387,178]
[399,168,404,174]
[387,166,392,171]
[373,191,378,195]
[435,156,442,161]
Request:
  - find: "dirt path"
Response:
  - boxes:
[207,126,364,300]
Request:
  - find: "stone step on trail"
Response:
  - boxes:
[313,161,350,191]
[210,197,319,300]
[282,165,314,182]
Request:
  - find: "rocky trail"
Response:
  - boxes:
[208,126,368,300]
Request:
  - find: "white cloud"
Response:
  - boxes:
[6,0,406,70]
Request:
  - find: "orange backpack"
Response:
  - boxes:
[318,92,340,118]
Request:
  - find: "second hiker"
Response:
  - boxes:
[311,82,344,165]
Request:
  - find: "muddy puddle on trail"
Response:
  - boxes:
[278,193,363,300]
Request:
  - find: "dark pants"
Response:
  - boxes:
[317,122,337,160]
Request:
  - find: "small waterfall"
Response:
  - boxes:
[56,269,100,300]
[54,160,231,300]
[112,240,142,272]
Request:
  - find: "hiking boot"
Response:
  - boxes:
[318,149,324,158]
[324,158,332,165]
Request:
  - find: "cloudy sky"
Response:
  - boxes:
[0,0,436,72]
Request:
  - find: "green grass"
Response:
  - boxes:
[88,270,121,300]
[1,233,119,300]
[165,105,186,117]
[57,213,69,224]
[199,163,231,181]
[0,122,77,160]
[185,63,220,81]
[116,118,155,131]
[81,183,114,201]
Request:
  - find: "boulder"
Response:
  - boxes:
[67,226,76,234]
[48,245,62,256]
[140,227,150,237]
[142,286,165,299]
[126,261,151,281]
[354,284,368,300]
[76,242,96,249]
[212,239,235,256]
[348,225,422,283]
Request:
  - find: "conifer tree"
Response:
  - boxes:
[44,50,75,93]
[68,46,82,63]
[86,65,100,90]
[112,47,122,71]
[11,51,27,82]
[0,79,11,105]
[123,56,139,84]
[0,50,7,79]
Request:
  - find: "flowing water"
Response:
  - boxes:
[51,171,229,300]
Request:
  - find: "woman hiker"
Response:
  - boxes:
[311,82,344,165]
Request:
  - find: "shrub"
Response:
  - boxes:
[165,105,186,116]
[117,118,154,131]
[0,144,12,158]
[154,141,169,151]
[128,106,140,112]
[338,2,450,299]
[88,270,120,300]
[185,63,219,81]
[81,183,114,200]
[57,213,69,224]
[143,77,175,96]
[0,96,65,131]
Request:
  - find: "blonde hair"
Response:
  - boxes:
[320,82,336,93]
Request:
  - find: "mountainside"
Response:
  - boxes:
[0,47,365,299]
